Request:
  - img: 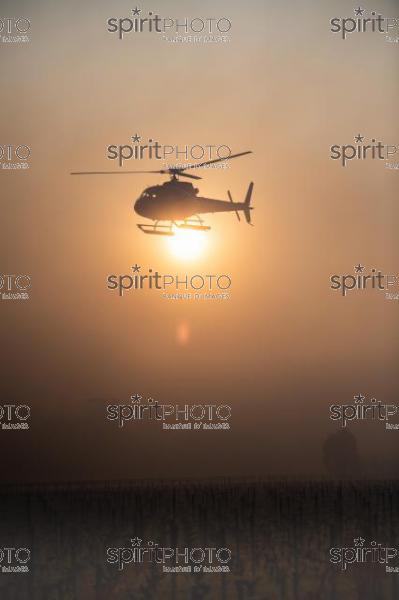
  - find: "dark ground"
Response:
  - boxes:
[0,479,397,600]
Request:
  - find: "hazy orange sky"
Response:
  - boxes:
[1,0,398,482]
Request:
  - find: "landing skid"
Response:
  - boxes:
[137,223,174,236]
[176,223,211,232]
[137,217,211,235]
[175,217,211,232]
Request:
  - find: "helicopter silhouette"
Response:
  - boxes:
[71,151,254,235]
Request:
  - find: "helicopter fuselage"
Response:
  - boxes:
[134,180,246,222]
[70,149,253,231]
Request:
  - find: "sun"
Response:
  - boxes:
[167,227,207,260]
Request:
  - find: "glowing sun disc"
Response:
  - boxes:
[167,228,207,260]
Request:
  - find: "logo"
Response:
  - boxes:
[0,145,31,170]
[330,7,398,43]
[0,404,30,430]
[107,264,231,300]
[330,394,399,431]
[0,17,30,43]
[107,134,232,170]
[106,537,231,573]
[0,547,31,573]
[330,538,398,573]
[107,7,231,43]
[107,394,231,431]
[330,135,398,169]
[330,264,398,300]
[0,275,31,301]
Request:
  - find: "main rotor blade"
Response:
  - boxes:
[70,170,165,175]
[179,150,252,172]
[178,172,202,180]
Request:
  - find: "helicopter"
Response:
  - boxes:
[71,151,254,236]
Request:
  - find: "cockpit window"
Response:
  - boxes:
[141,189,157,199]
